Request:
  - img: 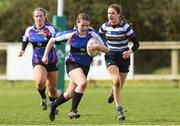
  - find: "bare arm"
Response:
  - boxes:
[87,41,109,54]
[42,31,73,64]
[42,38,55,64]
[97,44,109,54]
[90,31,109,54]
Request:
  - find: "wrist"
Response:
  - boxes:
[129,49,133,54]
[97,44,100,51]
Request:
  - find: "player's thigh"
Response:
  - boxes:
[46,71,58,89]
[33,65,47,83]
[107,65,120,83]
[68,68,87,85]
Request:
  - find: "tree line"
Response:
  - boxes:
[0,0,179,42]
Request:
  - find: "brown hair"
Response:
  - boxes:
[109,4,122,15]
[33,7,49,22]
[108,3,126,22]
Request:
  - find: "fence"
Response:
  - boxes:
[0,42,180,80]
[134,41,180,80]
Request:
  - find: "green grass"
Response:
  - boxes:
[0,80,180,125]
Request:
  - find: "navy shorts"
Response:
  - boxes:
[105,52,130,73]
[66,59,90,77]
[33,63,58,72]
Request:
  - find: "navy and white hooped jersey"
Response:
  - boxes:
[53,28,104,66]
[22,22,58,64]
[99,21,135,53]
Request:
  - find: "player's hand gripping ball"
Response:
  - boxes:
[86,38,99,57]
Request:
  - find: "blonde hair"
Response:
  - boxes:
[76,13,90,24]
[33,7,49,22]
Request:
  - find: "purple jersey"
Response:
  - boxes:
[22,23,58,64]
[54,29,105,66]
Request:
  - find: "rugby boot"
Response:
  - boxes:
[49,102,56,121]
[41,99,47,110]
[107,90,114,103]
[48,103,59,115]
[68,111,80,119]
[117,111,126,121]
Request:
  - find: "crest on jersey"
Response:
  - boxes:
[37,42,42,47]
[80,48,85,52]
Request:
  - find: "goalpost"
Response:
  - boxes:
[53,0,66,94]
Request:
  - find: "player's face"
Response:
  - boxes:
[33,10,45,28]
[77,20,90,35]
[108,8,120,25]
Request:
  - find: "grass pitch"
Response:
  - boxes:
[0,80,180,125]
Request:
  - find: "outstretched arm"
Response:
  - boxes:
[42,31,72,64]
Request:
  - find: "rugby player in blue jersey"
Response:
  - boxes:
[18,8,59,111]
[42,13,108,121]
[99,4,140,120]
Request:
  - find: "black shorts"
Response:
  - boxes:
[66,59,90,77]
[33,63,58,72]
[105,52,130,73]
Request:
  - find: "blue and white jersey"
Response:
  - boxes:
[53,28,104,66]
[99,21,135,53]
[22,22,58,64]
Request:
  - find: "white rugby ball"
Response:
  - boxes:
[86,38,99,57]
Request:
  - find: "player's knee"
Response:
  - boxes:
[113,79,121,88]
[79,81,87,90]
[48,87,57,96]
[64,92,73,99]
[36,80,46,89]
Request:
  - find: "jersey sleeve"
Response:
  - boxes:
[53,31,74,43]
[46,25,58,39]
[91,31,106,45]
[22,26,31,42]
[124,23,139,52]
[124,23,135,38]
[21,26,31,50]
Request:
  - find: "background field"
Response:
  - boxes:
[0,80,180,125]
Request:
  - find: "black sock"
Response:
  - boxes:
[49,96,57,102]
[70,91,83,112]
[53,93,69,108]
[37,88,46,99]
